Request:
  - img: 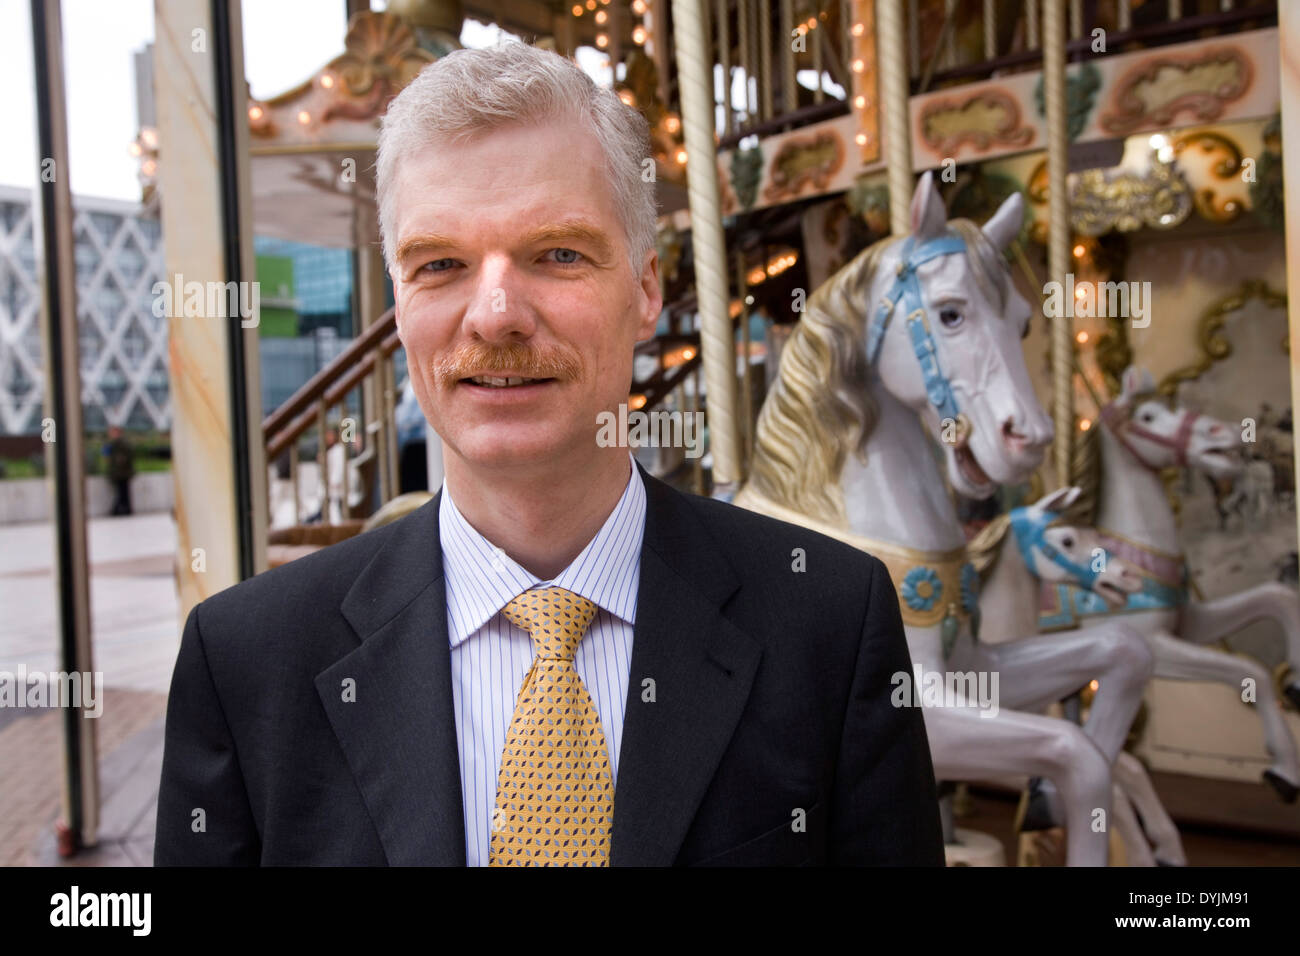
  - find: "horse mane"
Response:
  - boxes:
[747,218,1009,525]
[967,512,1013,578]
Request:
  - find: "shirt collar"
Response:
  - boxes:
[439,453,646,648]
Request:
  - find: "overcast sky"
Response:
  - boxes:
[0,0,608,202]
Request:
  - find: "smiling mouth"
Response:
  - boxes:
[461,375,556,388]
[955,444,992,486]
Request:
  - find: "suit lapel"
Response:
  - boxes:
[315,493,467,865]
[611,469,762,866]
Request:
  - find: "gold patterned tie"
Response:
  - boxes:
[488,586,614,866]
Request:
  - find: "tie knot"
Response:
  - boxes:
[501,586,598,660]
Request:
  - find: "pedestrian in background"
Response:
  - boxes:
[103,425,135,516]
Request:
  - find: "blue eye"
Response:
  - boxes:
[421,258,456,273]
[548,248,584,265]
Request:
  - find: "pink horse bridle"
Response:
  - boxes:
[1100,397,1202,469]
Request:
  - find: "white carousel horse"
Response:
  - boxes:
[970,486,1188,865]
[1052,365,1300,802]
[735,172,1151,865]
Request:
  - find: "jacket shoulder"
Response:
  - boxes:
[196,512,412,633]
[678,488,883,578]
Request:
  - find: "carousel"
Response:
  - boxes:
[657,0,1300,866]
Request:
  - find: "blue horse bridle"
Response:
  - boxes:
[1009,506,1105,589]
[866,233,970,435]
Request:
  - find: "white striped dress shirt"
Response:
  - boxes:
[440,455,645,866]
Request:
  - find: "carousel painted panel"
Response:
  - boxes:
[708,29,1280,228]
[909,27,1279,172]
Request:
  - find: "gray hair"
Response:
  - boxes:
[375,40,658,276]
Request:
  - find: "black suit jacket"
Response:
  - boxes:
[154,465,944,865]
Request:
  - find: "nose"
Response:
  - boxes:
[461,255,536,342]
[1118,566,1143,590]
[1003,410,1053,453]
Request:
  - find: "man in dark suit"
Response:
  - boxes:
[155,41,942,867]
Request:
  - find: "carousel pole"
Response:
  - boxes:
[1279,0,1300,561]
[877,0,912,236]
[1043,0,1073,484]
[29,0,98,856]
[672,0,742,490]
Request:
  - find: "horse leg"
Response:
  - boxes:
[1110,781,1156,867]
[1181,585,1300,710]
[924,706,1112,866]
[1113,750,1187,866]
[961,622,1154,765]
[1147,630,1300,801]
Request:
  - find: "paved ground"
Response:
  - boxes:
[0,512,178,866]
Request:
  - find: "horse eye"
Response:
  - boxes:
[1061,535,1074,549]
[1140,411,1155,423]
[939,306,963,328]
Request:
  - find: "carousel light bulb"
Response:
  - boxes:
[683,347,695,360]
[595,9,607,23]
[128,142,142,157]
[596,32,608,47]
[852,22,865,36]
[630,394,646,409]
[1076,331,1089,344]
[586,0,596,9]
[854,95,866,108]
[248,105,263,121]
[633,25,647,44]
[1079,418,1092,431]
[852,59,865,73]
[855,132,867,145]
[141,159,157,176]
[297,110,311,125]
[675,148,687,164]
[665,115,680,133]
[572,3,583,14]
[320,74,334,89]
[619,89,635,106]
[140,127,158,149]
[633,0,647,12]
[1073,243,1086,258]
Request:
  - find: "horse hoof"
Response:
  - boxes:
[1263,770,1299,804]
[1285,682,1300,713]
[1019,779,1060,832]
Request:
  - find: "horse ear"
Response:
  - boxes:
[910,170,947,240]
[982,191,1024,251]
[1036,485,1078,513]
[1120,365,1155,398]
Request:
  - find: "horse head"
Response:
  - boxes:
[870,171,1053,500]
[1009,486,1143,607]
[1101,365,1242,480]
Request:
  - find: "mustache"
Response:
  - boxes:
[431,340,584,387]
